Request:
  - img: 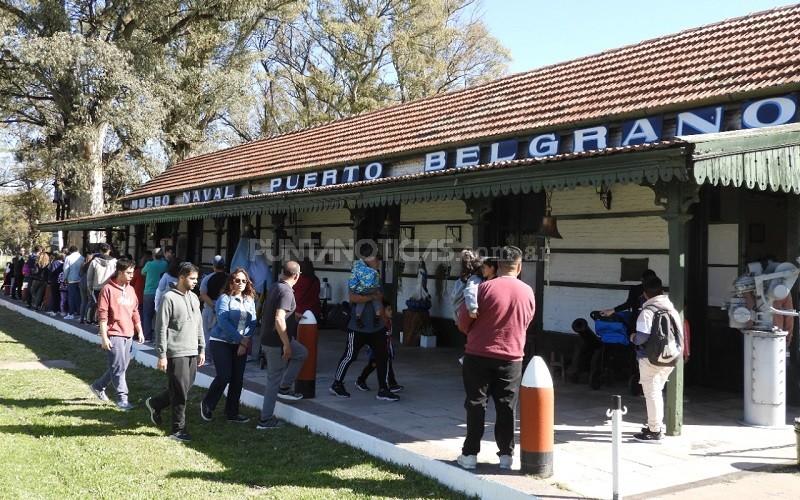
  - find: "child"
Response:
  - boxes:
[452,253,497,365]
[356,301,402,393]
[348,256,383,328]
[58,267,68,316]
[450,250,484,323]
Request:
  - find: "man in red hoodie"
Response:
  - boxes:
[89,258,144,410]
[456,246,535,471]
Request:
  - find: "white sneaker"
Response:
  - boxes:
[64,314,74,320]
[456,454,477,470]
[499,455,513,470]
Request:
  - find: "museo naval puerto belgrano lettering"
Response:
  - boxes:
[124,94,797,211]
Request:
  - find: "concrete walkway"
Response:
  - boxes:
[3,296,799,499]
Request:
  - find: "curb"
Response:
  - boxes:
[1,299,538,500]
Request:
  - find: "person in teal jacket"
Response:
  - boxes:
[200,268,257,423]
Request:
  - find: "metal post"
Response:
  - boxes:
[606,394,628,500]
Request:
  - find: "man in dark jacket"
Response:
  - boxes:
[11,247,27,299]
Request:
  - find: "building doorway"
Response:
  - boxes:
[688,186,794,392]
[484,193,546,355]
[355,205,401,313]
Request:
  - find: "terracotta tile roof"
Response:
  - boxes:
[124,4,800,200]
[47,140,687,229]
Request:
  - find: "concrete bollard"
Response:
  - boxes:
[520,355,554,477]
[296,311,319,399]
[795,417,800,466]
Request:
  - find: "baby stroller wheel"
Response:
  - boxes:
[589,350,603,390]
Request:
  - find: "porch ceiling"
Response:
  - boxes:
[39,143,690,231]
[689,123,800,193]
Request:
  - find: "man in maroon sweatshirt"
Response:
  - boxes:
[89,258,143,410]
[456,246,535,470]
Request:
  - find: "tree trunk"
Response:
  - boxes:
[70,123,109,216]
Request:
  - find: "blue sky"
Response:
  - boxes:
[479,0,796,73]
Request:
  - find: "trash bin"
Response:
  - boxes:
[742,329,787,427]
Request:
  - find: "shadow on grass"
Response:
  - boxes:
[0,397,92,408]
[0,306,463,499]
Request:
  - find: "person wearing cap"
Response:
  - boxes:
[455,246,535,471]
[141,248,169,341]
[199,256,229,354]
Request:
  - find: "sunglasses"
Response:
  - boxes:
[233,278,247,284]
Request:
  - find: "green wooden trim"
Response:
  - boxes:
[556,210,665,220]
[690,123,800,193]
[550,248,669,255]
[39,147,689,232]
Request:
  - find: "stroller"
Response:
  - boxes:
[572,311,638,392]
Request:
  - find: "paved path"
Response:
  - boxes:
[3,295,799,499]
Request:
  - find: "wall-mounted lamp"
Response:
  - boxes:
[446,225,462,242]
[596,182,612,210]
[400,225,415,240]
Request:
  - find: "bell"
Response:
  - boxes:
[538,215,563,239]
[379,214,394,237]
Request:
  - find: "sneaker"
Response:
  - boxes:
[200,401,212,422]
[277,388,303,402]
[64,314,74,320]
[169,430,192,442]
[256,417,283,430]
[633,429,663,443]
[355,379,370,392]
[457,454,477,470]
[145,397,162,425]
[389,384,404,393]
[376,389,399,401]
[89,385,109,401]
[226,414,250,424]
[499,455,513,470]
[46,311,56,317]
[329,382,350,398]
[116,401,135,411]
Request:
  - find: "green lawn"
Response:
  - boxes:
[0,307,464,499]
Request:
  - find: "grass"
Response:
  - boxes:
[0,306,465,499]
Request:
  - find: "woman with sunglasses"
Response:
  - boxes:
[200,268,257,423]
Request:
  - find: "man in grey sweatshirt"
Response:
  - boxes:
[146,262,205,442]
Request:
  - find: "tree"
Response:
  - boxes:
[223,0,509,140]
[0,0,296,215]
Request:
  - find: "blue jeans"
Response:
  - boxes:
[142,294,156,341]
[67,283,81,316]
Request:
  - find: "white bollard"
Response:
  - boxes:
[606,395,627,500]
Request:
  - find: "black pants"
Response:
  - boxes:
[358,335,397,386]
[151,356,197,433]
[203,341,247,418]
[12,275,23,299]
[48,283,60,312]
[462,354,522,456]
[334,330,389,390]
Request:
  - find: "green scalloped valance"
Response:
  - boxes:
[690,123,800,194]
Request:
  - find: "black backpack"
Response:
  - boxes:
[644,306,683,367]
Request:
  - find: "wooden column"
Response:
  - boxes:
[464,197,493,248]
[214,218,224,255]
[655,180,699,436]
[271,213,286,281]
